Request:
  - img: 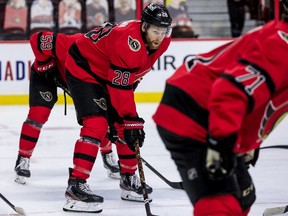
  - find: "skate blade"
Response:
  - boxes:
[63,198,103,213]
[107,170,120,179]
[121,190,152,203]
[15,175,26,184]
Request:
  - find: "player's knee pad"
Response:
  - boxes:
[80,116,108,141]
[27,106,51,125]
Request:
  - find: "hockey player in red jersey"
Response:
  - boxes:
[153,1,288,215]
[62,3,172,213]
[14,31,120,184]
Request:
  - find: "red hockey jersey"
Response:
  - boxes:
[65,21,171,118]
[153,20,288,153]
[30,31,82,83]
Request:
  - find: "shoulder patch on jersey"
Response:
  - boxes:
[278,30,288,44]
[128,36,141,52]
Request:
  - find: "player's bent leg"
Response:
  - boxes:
[116,140,153,202]
[194,194,243,216]
[64,116,107,213]
[15,106,51,184]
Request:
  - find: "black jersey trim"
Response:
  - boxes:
[52,32,57,58]
[37,32,43,54]
[161,84,209,129]
[68,43,107,88]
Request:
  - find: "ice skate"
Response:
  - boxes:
[120,172,153,202]
[14,155,30,184]
[101,151,120,179]
[63,174,103,213]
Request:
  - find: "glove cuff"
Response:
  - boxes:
[207,133,237,152]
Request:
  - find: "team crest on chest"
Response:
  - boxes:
[128,36,141,52]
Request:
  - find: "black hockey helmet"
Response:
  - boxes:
[141,3,172,28]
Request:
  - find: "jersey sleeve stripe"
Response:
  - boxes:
[161,83,209,129]
[52,32,57,58]
[239,58,275,95]
[37,32,43,54]
[68,43,107,88]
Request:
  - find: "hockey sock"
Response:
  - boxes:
[100,137,112,154]
[115,140,137,174]
[72,116,108,179]
[18,106,51,157]
[72,136,100,180]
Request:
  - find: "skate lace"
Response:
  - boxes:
[19,157,30,170]
[79,182,94,195]
[105,152,118,166]
[131,174,141,189]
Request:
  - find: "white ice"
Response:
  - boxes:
[0,103,287,216]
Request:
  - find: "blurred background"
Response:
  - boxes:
[0,0,277,40]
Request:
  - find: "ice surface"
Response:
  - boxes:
[0,104,287,216]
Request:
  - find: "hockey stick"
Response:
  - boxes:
[263,205,288,216]
[0,193,26,215]
[260,145,288,150]
[140,144,288,191]
[141,157,184,190]
[135,140,158,216]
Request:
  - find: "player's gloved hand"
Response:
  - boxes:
[205,133,237,181]
[33,57,56,80]
[123,116,145,152]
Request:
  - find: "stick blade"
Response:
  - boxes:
[263,205,288,216]
[14,206,26,216]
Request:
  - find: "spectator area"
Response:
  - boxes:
[0,0,264,40]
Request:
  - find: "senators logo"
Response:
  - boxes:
[40,91,53,102]
[128,36,141,52]
[278,30,288,44]
[258,93,288,142]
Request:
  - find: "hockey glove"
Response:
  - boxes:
[123,116,145,152]
[33,57,56,80]
[205,133,237,181]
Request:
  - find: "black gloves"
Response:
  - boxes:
[205,133,238,181]
[123,116,145,152]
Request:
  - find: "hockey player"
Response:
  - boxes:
[14,30,120,185]
[153,0,288,215]
[62,3,172,213]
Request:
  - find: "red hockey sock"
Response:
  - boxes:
[19,106,51,157]
[100,137,112,154]
[194,194,243,216]
[115,140,137,174]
